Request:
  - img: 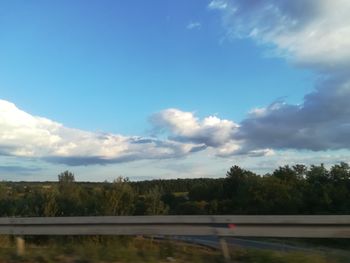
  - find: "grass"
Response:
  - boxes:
[0,236,349,262]
[0,236,223,263]
[231,248,350,263]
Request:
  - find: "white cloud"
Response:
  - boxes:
[0,100,200,165]
[210,0,350,70]
[3,1,350,167]
[235,78,350,152]
[151,108,239,147]
[150,108,272,157]
[206,0,350,155]
[186,22,201,30]
[150,108,277,157]
[0,100,276,166]
[3,95,349,171]
[208,0,228,10]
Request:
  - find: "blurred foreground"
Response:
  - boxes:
[0,236,349,263]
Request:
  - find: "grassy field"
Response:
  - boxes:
[0,236,223,263]
[0,236,349,263]
[230,248,350,263]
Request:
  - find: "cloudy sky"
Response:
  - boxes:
[1,0,350,181]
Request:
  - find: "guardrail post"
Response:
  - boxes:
[219,237,231,263]
[16,236,25,256]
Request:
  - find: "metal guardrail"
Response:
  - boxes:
[1,215,350,238]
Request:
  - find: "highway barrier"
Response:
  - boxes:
[0,215,349,238]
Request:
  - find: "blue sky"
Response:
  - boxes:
[0,0,313,133]
[1,0,350,181]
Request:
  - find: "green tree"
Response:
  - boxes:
[273,165,298,182]
[144,186,168,215]
[304,164,332,213]
[224,165,256,199]
[104,177,135,215]
[57,170,81,216]
[58,170,75,183]
[293,164,308,178]
[43,188,59,217]
[330,162,350,181]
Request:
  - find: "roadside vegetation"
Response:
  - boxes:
[0,236,348,263]
[0,163,350,261]
[231,248,350,263]
[0,236,223,263]
[1,163,350,217]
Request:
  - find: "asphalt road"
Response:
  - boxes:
[172,236,314,252]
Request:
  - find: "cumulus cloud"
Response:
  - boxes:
[209,0,350,70]
[0,99,273,166]
[151,109,239,146]
[151,108,247,156]
[207,0,350,154]
[2,0,350,166]
[0,100,199,165]
[236,78,350,152]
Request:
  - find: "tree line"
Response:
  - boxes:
[1,163,350,216]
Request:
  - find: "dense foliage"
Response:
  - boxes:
[1,163,350,216]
